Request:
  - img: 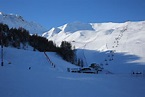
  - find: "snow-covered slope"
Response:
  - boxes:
[0,13,145,97]
[0,12,46,34]
[59,22,94,32]
[43,21,145,73]
[0,47,145,97]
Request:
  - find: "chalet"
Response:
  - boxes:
[89,63,103,71]
[79,67,98,74]
[68,68,81,73]
[69,63,103,74]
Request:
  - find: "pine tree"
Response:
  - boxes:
[58,41,76,64]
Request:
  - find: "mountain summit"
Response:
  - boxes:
[0,12,46,34]
[59,22,94,32]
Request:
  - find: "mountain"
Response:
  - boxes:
[0,16,145,97]
[0,12,46,34]
[42,21,145,73]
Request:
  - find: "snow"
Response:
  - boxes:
[42,27,62,39]
[0,12,47,34]
[60,22,94,32]
[0,12,3,15]
[0,46,145,97]
[0,20,145,97]
[43,21,145,66]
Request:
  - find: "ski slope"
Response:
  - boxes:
[0,47,145,97]
[43,21,145,73]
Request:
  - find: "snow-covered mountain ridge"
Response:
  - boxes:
[0,12,47,34]
[43,21,145,72]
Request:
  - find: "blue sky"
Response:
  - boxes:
[0,0,145,29]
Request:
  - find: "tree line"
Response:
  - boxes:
[0,23,83,66]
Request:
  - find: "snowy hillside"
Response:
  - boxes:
[43,21,145,73]
[0,12,46,34]
[0,47,145,97]
[0,14,145,97]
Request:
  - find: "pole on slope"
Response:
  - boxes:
[0,27,4,66]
